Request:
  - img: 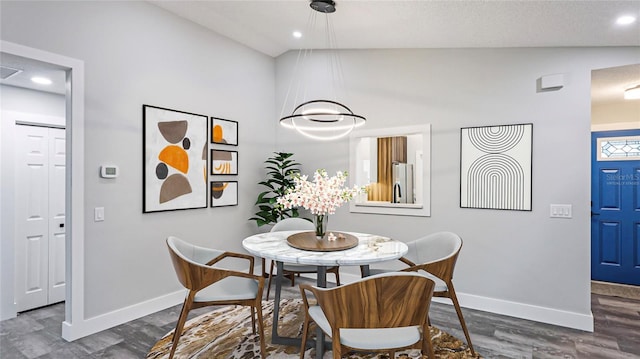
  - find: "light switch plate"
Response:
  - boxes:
[550,204,572,218]
[95,207,105,222]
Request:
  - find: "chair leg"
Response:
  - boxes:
[267,263,298,298]
[266,261,276,300]
[169,293,194,359]
[250,306,257,334]
[254,302,266,359]
[331,332,342,359]
[423,324,435,359]
[299,315,311,359]
[334,268,341,286]
[448,285,475,355]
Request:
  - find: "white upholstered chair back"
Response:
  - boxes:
[167,236,223,266]
[405,231,462,266]
[271,217,314,232]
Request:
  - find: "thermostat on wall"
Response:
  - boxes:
[100,165,119,178]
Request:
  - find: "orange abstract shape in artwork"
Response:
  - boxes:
[202,144,207,183]
[213,162,231,174]
[211,182,229,199]
[158,145,189,173]
[211,149,233,175]
[159,174,192,203]
[212,125,223,143]
[158,121,188,144]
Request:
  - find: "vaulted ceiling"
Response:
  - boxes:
[2,1,639,106]
[150,0,640,106]
[150,0,640,57]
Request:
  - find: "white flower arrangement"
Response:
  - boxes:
[277,169,364,216]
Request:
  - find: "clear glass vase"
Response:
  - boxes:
[314,214,328,239]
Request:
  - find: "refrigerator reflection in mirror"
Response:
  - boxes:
[392,162,414,204]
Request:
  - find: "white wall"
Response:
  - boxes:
[1,85,66,121]
[275,47,640,330]
[1,1,275,338]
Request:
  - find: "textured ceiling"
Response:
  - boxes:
[592,63,640,105]
[150,0,640,57]
[0,53,67,95]
[148,0,640,105]
[1,1,639,105]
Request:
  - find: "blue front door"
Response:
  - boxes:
[591,129,640,286]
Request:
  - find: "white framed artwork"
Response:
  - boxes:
[460,123,532,211]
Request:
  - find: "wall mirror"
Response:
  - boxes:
[349,124,431,217]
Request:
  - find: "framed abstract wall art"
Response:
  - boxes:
[210,181,238,207]
[211,117,238,146]
[210,149,238,175]
[143,105,208,213]
[460,123,533,211]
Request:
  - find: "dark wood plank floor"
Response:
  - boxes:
[1,278,639,358]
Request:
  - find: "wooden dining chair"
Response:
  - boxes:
[299,272,436,359]
[265,217,341,299]
[166,236,266,359]
[366,231,475,355]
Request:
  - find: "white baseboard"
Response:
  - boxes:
[60,271,594,341]
[446,292,594,332]
[336,272,594,332]
[0,301,17,321]
[61,290,185,341]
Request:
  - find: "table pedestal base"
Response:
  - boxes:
[270,261,371,358]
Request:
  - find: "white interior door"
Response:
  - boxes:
[48,128,66,303]
[15,125,66,311]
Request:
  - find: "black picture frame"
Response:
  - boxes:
[210,149,238,175]
[211,117,238,146]
[143,104,208,213]
[210,181,238,207]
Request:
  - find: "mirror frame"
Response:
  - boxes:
[349,124,431,217]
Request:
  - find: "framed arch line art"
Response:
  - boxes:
[460,123,533,211]
[143,105,208,213]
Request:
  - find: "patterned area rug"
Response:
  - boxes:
[147,299,480,359]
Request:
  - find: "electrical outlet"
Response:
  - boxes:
[550,204,572,218]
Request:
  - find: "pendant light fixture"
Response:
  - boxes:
[279,0,366,141]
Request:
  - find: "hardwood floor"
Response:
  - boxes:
[1,279,639,358]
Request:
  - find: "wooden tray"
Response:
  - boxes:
[286,231,359,252]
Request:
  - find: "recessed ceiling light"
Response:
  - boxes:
[616,15,636,25]
[31,76,52,85]
[292,31,302,39]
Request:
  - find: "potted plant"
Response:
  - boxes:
[249,152,301,227]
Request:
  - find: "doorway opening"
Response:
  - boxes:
[0,41,85,341]
[590,63,640,299]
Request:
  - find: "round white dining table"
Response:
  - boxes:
[242,230,408,358]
